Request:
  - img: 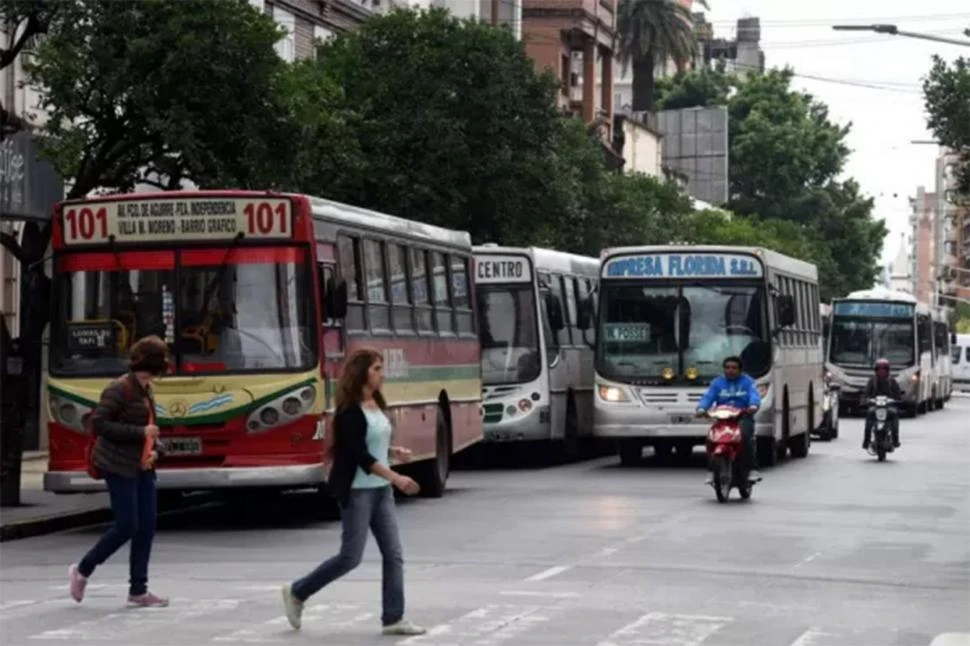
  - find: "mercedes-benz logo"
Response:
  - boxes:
[170,401,188,418]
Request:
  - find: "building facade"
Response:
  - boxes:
[522,0,617,143]
[693,14,764,77]
[910,185,938,305]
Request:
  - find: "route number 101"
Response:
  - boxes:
[244,202,288,235]
[64,207,108,241]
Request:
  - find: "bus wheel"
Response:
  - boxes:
[416,405,450,498]
[789,431,810,458]
[618,440,642,466]
[558,394,580,463]
[757,436,777,467]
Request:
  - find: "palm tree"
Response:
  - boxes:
[616,0,708,112]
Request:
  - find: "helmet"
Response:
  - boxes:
[874,358,890,372]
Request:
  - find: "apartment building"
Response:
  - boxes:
[522,0,618,143]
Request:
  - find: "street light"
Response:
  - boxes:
[832,24,970,47]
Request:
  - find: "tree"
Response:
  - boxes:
[650,66,884,298]
[923,54,970,195]
[25,0,290,198]
[616,0,708,112]
[0,0,62,134]
[307,8,581,247]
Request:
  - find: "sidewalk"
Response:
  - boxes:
[0,452,112,542]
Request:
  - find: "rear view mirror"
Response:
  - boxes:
[545,293,565,331]
[577,297,593,330]
[776,294,796,327]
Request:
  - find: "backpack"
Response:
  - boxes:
[83,376,144,480]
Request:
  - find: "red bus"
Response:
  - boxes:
[44,191,482,500]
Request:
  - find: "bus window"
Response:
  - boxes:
[388,243,412,333]
[409,247,434,333]
[451,256,473,335]
[952,345,961,364]
[430,251,451,334]
[338,235,365,331]
[363,239,390,332]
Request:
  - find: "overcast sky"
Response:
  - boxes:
[698,0,969,267]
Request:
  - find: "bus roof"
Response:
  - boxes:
[308,195,471,249]
[600,244,817,280]
[838,288,919,304]
[473,245,599,277]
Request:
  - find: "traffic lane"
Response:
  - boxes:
[2,402,968,645]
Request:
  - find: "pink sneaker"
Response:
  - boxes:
[68,564,87,603]
[127,592,169,608]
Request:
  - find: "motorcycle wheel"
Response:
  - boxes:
[877,445,886,462]
[712,455,729,503]
[739,481,752,499]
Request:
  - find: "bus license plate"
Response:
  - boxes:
[165,438,202,456]
[669,414,693,424]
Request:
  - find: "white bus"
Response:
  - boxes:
[474,245,599,458]
[952,333,970,391]
[932,306,953,406]
[585,246,822,467]
[825,289,935,416]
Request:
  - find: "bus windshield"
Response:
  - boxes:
[51,246,316,376]
[597,282,770,381]
[475,283,541,386]
[829,317,914,368]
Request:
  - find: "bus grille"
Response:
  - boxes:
[483,403,504,423]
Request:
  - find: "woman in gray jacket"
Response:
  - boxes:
[68,335,169,608]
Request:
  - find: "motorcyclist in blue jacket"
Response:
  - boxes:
[696,355,762,483]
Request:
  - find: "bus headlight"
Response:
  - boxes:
[598,385,630,403]
[247,385,318,433]
[48,394,93,433]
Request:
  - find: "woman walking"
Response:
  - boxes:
[68,335,169,608]
[282,348,426,636]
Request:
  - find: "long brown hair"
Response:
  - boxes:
[335,348,387,413]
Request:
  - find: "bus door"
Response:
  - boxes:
[317,243,346,410]
[538,272,572,440]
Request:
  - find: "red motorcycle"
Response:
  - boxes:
[704,404,754,503]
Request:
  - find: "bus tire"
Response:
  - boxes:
[558,393,580,462]
[757,436,777,467]
[416,404,451,498]
[789,430,810,458]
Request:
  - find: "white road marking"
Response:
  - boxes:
[0,600,42,611]
[793,551,822,568]
[211,603,373,642]
[397,604,558,646]
[30,598,241,640]
[789,628,840,646]
[499,590,580,599]
[930,634,970,646]
[523,565,570,582]
[593,547,620,557]
[598,612,732,646]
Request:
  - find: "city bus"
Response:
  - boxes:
[825,289,934,416]
[43,190,482,499]
[953,333,970,391]
[584,245,821,467]
[473,245,599,457]
[931,305,953,407]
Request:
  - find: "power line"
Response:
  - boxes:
[702,12,970,28]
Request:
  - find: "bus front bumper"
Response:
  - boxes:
[592,422,774,440]
[44,463,326,494]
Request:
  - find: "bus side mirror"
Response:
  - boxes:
[331,281,348,320]
[545,293,565,331]
[776,294,796,327]
[577,298,593,330]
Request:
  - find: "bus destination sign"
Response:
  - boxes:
[60,197,293,246]
[833,301,914,318]
[475,254,532,284]
[603,253,763,279]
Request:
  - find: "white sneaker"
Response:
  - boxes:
[382,619,427,635]
[281,584,303,630]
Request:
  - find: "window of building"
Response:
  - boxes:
[271,6,296,62]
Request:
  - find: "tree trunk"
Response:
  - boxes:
[631,50,656,113]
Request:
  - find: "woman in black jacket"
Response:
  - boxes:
[281,348,426,636]
[69,335,169,608]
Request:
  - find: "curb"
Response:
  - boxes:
[0,495,215,542]
[0,507,114,542]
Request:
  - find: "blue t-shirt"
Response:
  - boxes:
[352,407,392,489]
[697,373,761,411]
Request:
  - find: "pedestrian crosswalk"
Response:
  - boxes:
[0,586,961,646]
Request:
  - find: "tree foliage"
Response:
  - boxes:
[923,54,970,195]
[653,66,885,299]
[24,0,292,198]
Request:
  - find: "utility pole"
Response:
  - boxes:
[832,24,970,47]
[491,0,499,25]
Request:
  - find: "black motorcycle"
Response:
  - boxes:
[865,396,898,462]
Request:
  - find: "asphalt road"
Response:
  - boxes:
[2,399,969,646]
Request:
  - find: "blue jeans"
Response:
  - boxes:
[740,415,758,471]
[78,471,157,596]
[292,486,404,626]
